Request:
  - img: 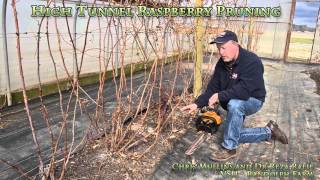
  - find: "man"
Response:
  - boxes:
[181,30,288,161]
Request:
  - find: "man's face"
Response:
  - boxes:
[216,41,239,62]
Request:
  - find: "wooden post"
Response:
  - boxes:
[194,0,204,98]
[283,0,296,61]
[309,7,320,63]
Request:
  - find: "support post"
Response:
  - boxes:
[2,0,12,106]
[309,7,320,63]
[283,0,296,61]
[193,0,204,98]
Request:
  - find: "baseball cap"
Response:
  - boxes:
[210,30,238,44]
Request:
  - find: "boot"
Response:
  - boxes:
[266,120,289,144]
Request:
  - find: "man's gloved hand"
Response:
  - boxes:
[180,103,198,114]
[208,93,219,108]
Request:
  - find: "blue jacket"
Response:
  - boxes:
[194,47,266,109]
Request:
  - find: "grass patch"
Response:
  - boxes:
[291,37,313,44]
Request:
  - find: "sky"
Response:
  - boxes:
[293,2,320,28]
